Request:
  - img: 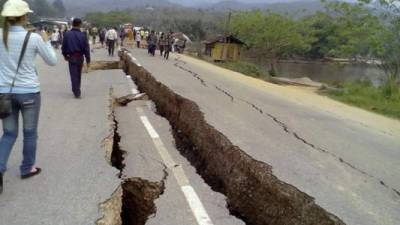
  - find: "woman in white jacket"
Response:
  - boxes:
[0,0,57,194]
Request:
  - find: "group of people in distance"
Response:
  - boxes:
[146,30,175,60]
[87,26,182,60]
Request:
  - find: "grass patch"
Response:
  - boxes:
[326,81,400,119]
[215,60,270,80]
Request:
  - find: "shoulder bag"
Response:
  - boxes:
[0,31,32,119]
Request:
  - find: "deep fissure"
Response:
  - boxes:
[89,61,122,72]
[120,50,346,225]
[174,58,400,198]
[111,116,125,178]
[120,176,166,225]
[102,86,167,225]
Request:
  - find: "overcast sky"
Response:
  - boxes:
[170,0,316,6]
[173,0,309,2]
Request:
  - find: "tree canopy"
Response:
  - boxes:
[84,11,135,28]
[227,0,400,83]
[231,10,315,74]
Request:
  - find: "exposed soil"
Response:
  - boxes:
[88,61,122,72]
[120,50,346,225]
[121,177,166,225]
[99,87,166,225]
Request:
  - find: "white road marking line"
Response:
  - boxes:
[182,186,214,225]
[125,75,140,94]
[140,116,160,139]
[137,107,214,225]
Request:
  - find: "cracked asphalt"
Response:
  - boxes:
[113,79,244,225]
[0,52,121,225]
[127,48,400,225]
[1,46,399,225]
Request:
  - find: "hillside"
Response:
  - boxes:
[64,0,178,16]
[204,0,324,15]
[62,0,324,16]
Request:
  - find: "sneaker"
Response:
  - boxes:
[0,172,3,194]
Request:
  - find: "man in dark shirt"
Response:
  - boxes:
[62,18,90,98]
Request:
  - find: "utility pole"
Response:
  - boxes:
[222,10,232,61]
[224,10,232,38]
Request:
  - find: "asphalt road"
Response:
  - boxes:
[0,51,121,225]
[0,48,246,225]
[125,48,400,225]
[1,46,399,225]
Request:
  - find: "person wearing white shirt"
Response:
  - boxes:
[105,27,118,56]
[135,32,141,48]
[50,30,60,49]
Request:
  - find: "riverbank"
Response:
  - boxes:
[323,81,400,119]
[185,53,399,120]
[213,60,270,81]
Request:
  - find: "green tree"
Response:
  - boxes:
[84,10,135,28]
[357,0,400,92]
[300,12,337,58]
[324,2,384,59]
[231,10,315,75]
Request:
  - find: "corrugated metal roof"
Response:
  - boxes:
[204,35,244,45]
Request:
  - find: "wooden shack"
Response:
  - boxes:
[204,35,244,61]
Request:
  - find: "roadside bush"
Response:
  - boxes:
[328,81,400,119]
[219,60,269,80]
[381,75,399,99]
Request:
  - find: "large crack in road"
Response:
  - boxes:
[97,87,167,225]
[120,50,346,225]
[173,57,400,198]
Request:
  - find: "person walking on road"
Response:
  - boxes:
[90,26,98,45]
[120,28,126,47]
[135,31,141,48]
[147,30,157,56]
[105,27,118,56]
[50,29,60,49]
[0,0,57,194]
[158,32,166,56]
[61,18,91,98]
[99,27,106,48]
[164,32,173,60]
[140,29,145,40]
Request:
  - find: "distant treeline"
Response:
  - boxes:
[1,0,399,86]
[84,8,226,41]
[229,1,400,80]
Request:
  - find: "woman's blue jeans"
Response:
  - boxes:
[0,93,41,175]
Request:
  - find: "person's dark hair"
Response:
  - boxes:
[72,18,82,27]
[2,16,25,50]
